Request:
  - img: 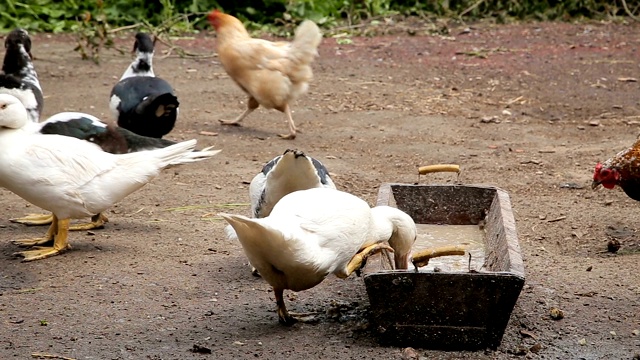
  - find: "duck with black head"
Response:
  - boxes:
[109,32,179,139]
[0,28,43,123]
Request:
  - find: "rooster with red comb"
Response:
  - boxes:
[593,138,640,201]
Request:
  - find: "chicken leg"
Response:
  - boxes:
[219,96,259,126]
[278,104,297,140]
[10,212,108,231]
[13,216,71,262]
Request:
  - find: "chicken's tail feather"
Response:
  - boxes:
[290,20,322,65]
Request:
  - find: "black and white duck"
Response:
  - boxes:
[250,149,336,218]
[0,28,43,123]
[109,32,179,138]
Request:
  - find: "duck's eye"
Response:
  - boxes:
[0,104,6,110]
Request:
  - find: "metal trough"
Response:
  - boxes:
[363,184,525,350]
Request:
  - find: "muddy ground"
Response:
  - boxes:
[1,19,640,359]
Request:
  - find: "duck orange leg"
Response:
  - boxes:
[339,243,394,278]
[274,287,317,326]
[14,216,72,262]
[11,212,108,231]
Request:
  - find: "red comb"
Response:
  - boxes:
[208,9,221,19]
[593,162,602,178]
[207,9,222,28]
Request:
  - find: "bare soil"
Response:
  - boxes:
[2,20,640,359]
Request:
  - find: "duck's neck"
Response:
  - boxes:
[2,45,42,92]
[371,206,417,269]
[120,51,154,80]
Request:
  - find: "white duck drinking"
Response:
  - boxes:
[237,149,336,276]
[219,187,417,325]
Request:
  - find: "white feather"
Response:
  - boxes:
[0,87,39,122]
[220,188,416,292]
[108,95,122,120]
[120,51,155,80]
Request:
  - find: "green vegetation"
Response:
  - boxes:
[1,0,638,34]
[1,0,637,63]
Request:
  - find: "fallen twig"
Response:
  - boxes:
[31,353,77,360]
[621,0,640,22]
[166,203,249,212]
[107,23,143,34]
[154,36,217,59]
[459,0,486,18]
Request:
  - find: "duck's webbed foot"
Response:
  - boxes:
[13,218,71,262]
[68,213,109,231]
[10,213,53,226]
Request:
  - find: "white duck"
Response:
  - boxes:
[238,149,336,276]
[219,187,417,325]
[0,94,220,261]
[10,111,186,230]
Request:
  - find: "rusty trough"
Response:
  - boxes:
[363,183,525,350]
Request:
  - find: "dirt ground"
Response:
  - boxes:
[1,19,640,359]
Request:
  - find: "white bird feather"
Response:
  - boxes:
[219,187,416,324]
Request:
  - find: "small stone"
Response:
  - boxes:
[550,307,564,320]
[401,347,419,360]
[610,331,617,336]
[513,346,528,355]
[586,266,593,272]
[529,343,542,353]
[632,329,640,336]
[578,338,587,345]
[607,239,621,253]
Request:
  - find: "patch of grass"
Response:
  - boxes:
[2,0,639,62]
